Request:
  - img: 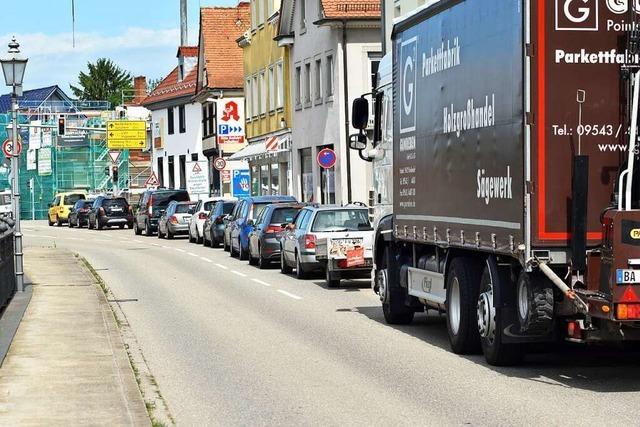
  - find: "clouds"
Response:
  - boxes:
[0,27,181,94]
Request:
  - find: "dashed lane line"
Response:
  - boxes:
[251,279,272,287]
[232,271,247,278]
[215,264,229,270]
[187,252,199,258]
[174,248,186,253]
[277,290,302,300]
[200,257,213,263]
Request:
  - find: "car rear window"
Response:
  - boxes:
[175,203,197,214]
[152,191,190,208]
[311,209,372,232]
[103,198,128,208]
[222,202,235,215]
[64,194,85,205]
[204,201,216,212]
[252,203,270,219]
[271,207,300,225]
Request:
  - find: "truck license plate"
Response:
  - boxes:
[616,269,640,284]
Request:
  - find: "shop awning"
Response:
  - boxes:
[228,141,267,161]
[228,134,290,161]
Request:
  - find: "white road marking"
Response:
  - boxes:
[277,290,302,300]
[251,279,272,287]
[187,252,198,258]
[133,240,143,244]
[215,263,229,270]
[40,235,57,239]
[152,243,161,247]
[200,257,213,263]
[232,271,247,277]
[174,248,186,253]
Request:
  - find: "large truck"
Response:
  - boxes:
[350,0,640,365]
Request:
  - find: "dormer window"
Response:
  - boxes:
[178,64,184,82]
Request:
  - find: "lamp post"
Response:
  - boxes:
[1,37,27,292]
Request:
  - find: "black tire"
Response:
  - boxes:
[127,222,134,229]
[119,224,125,229]
[258,247,269,270]
[48,216,54,226]
[517,271,554,335]
[157,227,164,239]
[195,232,203,245]
[203,231,211,247]
[223,235,230,252]
[57,216,63,226]
[295,253,307,279]
[144,221,153,237]
[230,239,238,257]
[446,257,482,355]
[378,247,414,325]
[134,221,142,235]
[238,239,249,261]
[68,218,74,228]
[189,231,196,243]
[479,261,524,366]
[95,218,102,230]
[88,217,94,230]
[326,266,340,288]
[77,217,82,228]
[280,248,292,274]
[167,228,174,240]
[210,233,220,249]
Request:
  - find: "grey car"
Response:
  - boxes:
[203,200,237,248]
[157,201,197,239]
[280,205,373,280]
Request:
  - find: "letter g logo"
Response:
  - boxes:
[564,0,590,22]
[556,0,598,31]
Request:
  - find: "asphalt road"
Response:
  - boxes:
[23,220,640,426]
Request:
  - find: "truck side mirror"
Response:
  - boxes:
[349,133,367,151]
[351,97,369,130]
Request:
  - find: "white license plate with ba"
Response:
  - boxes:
[616,269,640,284]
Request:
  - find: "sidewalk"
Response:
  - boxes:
[0,247,150,426]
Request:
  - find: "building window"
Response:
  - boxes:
[326,54,334,98]
[191,153,198,161]
[251,165,259,195]
[202,104,208,136]
[252,75,259,118]
[260,70,267,115]
[157,157,164,188]
[178,105,186,133]
[276,62,284,109]
[167,107,175,135]
[268,65,276,112]
[369,52,382,91]
[300,148,313,202]
[314,58,323,103]
[294,66,302,109]
[260,164,269,195]
[300,0,306,32]
[246,78,252,119]
[270,162,279,195]
[304,62,311,106]
[208,103,215,137]
[168,156,175,189]
[179,155,186,189]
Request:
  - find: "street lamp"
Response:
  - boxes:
[1,37,27,293]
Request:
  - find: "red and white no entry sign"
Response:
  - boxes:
[2,138,22,157]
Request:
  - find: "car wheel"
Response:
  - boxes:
[280,248,292,274]
[210,232,219,249]
[144,221,153,237]
[167,229,174,240]
[203,231,210,247]
[223,235,230,252]
[48,215,54,226]
[95,218,102,230]
[248,245,258,266]
[157,227,163,239]
[88,217,94,229]
[326,266,340,288]
[378,247,414,325]
[446,257,482,355]
[77,217,82,228]
[57,216,63,226]
[258,247,269,270]
[119,224,125,229]
[196,229,203,245]
[189,229,196,243]
[238,239,248,261]
[68,218,74,228]
[127,222,134,229]
[295,253,308,280]
[133,221,141,235]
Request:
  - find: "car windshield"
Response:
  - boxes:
[222,202,235,215]
[271,207,300,225]
[152,192,189,208]
[175,203,197,214]
[311,209,373,232]
[103,198,128,209]
[64,194,85,205]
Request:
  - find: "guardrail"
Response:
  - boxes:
[0,215,15,309]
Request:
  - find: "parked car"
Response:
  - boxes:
[48,191,86,226]
[247,203,305,269]
[203,200,237,248]
[188,197,230,244]
[280,205,373,281]
[157,201,197,239]
[87,196,134,230]
[68,199,94,228]
[228,196,297,260]
[133,189,190,236]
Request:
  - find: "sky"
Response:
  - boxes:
[0,0,239,95]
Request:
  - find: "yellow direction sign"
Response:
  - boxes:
[107,121,147,149]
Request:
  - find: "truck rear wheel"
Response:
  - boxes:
[378,247,414,325]
[446,257,481,354]
[517,271,554,335]
[478,260,523,366]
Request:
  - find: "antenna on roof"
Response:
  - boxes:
[71,0,76,48]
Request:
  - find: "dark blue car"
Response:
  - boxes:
[229,195,297,260]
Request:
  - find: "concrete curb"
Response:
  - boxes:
[0,277,32,367]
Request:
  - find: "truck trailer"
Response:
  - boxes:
[350,0,640,365]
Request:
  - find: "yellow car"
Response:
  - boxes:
[48,192,87,226]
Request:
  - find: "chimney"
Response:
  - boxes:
[133,76,147,105]
[180,0,188,46]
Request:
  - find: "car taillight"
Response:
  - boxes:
[98,207,105,216]
[169,215,178,225]
[80,208,88,213]
[198,212,208,220]
[215,215,225,225]
[616,303,640,320]
[148,196,153,215]
[265,225,283,234]
[304,234,316,249]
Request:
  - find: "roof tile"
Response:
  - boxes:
[321,0,381,19]
[142,67,197,106]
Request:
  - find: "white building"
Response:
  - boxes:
[277,0,381,204]
[144,46,210,199]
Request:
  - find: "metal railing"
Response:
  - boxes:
[0,215,15,309]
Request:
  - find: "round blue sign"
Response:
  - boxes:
[317,148,337,169]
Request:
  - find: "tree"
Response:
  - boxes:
[147,77,163,94]
[71,58,133,107]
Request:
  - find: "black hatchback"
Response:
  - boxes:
[133,189,190,236]
[87,196,133,230]
[68,199,94,228]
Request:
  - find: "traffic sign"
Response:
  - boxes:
[221,170,232,183]
[192,162,202,173]
[317,148,337,169]
[213,157,227,171]
[2,138,22,157]
[145,172,160,188]
[107,121,146,149]
[108,151,121,164]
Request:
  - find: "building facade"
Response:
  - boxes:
[278,0,381,204]
[382,0,437,53]
[232,0,293,196]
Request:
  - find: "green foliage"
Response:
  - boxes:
[70,58,132,107]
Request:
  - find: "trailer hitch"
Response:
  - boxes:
[529,258,589,314]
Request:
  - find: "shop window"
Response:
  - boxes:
[270,163,279,195]
[260,164,269,195]
[251,165,260,196]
